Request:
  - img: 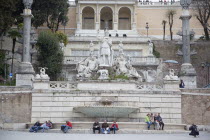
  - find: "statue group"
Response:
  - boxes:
[76,30,141,81]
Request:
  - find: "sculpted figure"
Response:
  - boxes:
[99,37,113,66]
[89,41,94,56]
[118,41,124,55]
[148,41,154,55]
[164,69,179,80]
[76,56,99,78]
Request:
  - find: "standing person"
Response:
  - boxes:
[101,120,110,134]
[110,121,119,134]
[93,120,100,134]
[157,113,164,130]
[150,113,155,130]
[145,114,152,130]
[61,121,72,133]
[179,80,185,88]
[189,124,199,137]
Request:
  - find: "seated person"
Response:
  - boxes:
[61,121,72,133]
[154,114,160,130]
[145,114,152,130]
[157,113,164,130]
[47,120,53,129]
[93,120,100,134]
[29,121,41,132]
[189,124,199,137]
[34,121,49,133]
[101,120,110,134]
[149,113,155,130]
[110,121,119,134]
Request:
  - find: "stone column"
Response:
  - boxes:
[132,4,137,30]
[95,4,100,31]
[16,0,35,87]
[77,4,81,30]
[179,0,197,88]
[113,4,118,31]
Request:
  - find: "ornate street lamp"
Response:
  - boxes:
[23,0,33,9]
[180,0,191,9]
[145,22,149,37]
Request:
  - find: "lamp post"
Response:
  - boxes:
[145,22,149,37]
[201,62,210,85]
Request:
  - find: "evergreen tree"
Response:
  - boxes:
[36,31,63,80]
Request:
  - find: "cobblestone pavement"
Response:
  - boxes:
[0,130,209,140]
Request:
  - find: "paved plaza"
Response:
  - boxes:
[0,130,210,140]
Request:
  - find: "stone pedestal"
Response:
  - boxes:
[164,80,180,91]
[179,63,197,88]
[16,62,35,87]
[33,79,49,90]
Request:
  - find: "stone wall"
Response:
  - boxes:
[181,89,210,125]
[0,87,32,124]
[31,90,182,124]
[154,40,210,88]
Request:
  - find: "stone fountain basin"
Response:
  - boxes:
[74,106,139,117]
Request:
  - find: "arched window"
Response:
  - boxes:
[82,7,95,29]
[100,7,113,30]
[118,7,131,30]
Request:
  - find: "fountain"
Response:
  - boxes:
[74,98,139,118]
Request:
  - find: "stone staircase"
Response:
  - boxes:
[25,122,187,134]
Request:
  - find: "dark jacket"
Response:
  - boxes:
[189,125,199,136]
[93,122,100,128]
[156,116,163,122]
[34,122,41,127]
[102,123,109,128]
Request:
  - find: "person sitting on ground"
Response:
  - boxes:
[110,121,119,134]
[93,120,100,134]
[149,113,155,130]
[47,120,53,129]
[157,113,164,130]
[101,120,110,134]
[29,121,41,132]
[154,113,160,130]
[61,121,72,133]
[189,124,199,137]
[145,113,152,130]
[34,121,49,133]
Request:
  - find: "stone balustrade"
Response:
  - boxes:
[64,56,160,65]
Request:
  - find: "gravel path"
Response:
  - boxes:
[0,130,209,140]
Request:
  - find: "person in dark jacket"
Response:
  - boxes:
[101,120,110,134]
[189,124,199,137]
[93,120,100,134]
[157,113,164,130]
[179,80,185,88]
[29,121,41,132]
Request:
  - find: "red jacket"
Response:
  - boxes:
[111,123,118,129]
[66,122,72,127]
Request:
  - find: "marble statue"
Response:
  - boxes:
[148,41,153,55]
[99,36,113,67]
[89,41,94,56]
[35,67,49,79]
[98,69,109,80]
[118,41,124,55]
[59,41,65,51]
[114,53,141,80]
[164,69,179,81]
[76,56,99,78]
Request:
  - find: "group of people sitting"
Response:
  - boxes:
[29,120,53,132]
[93,120,119,134]
[145,113,164,130]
